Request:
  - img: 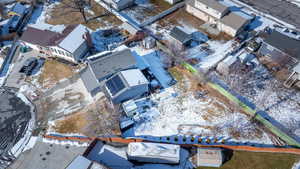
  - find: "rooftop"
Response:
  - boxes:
[88,49,137,81]
[58,24,88,53]
[20,24,87,51]
[66,155,92,169]
[20,26,61,46]
[261,30,300,60]
[169,26,192,44]
[195,0,229,13]
[197,148,223,167]
[220,11,253,30]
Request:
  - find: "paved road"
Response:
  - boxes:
[239,0,300,28]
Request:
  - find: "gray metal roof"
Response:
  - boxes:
[169,26,192,44]
[80,67,100,93]
[88,49,137,81]
[261,30,300,60]
[195,0,229,13]
[66,155,92,169]
[220,11,252,30]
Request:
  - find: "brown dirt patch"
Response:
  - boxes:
[54,112,88,133]
[157,8,205,29]
[46,0,122,30]
[38,59,74,88]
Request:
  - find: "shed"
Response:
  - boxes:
[103,69,149,103]
[197,148,224,167]
[127,142,180,164]
[169,26,192,47]
[65,155,92,169]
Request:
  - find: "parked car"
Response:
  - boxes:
[19,57,38,75]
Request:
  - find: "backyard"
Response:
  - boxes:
[199,151,300,169]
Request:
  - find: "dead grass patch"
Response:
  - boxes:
[46,0,122,30]
[150,0,172,11]
[38,59,74,88]
[54,112,87,133]
[157,8,205,29]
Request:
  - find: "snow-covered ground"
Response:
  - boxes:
[217,62,300,140]
[133,72,272,144]
[292,160,300,169]
[28,4,65,32]
[288,0,300,8]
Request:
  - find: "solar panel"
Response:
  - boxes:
[106,75,125,96]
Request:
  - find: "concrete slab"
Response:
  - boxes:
[8,140,86,169]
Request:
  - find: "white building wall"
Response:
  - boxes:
[164,0,181,4]
[50,46,76,63]
[194,0,224,19]
[186,4,210,22]
[218,23,238,37]
[21,41,39,51]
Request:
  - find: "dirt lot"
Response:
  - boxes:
[38,59,74,88]
[157,8,205,30]
[47,0,122,30]
[155,8,232,41]
[52,97,121,137]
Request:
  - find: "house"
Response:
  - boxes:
[169,26,193,49]
[103,69,149,104]
[80,49,141,96]
[104,0,135,11]
[186,0,253,37]
[164,0,182,5]
[19,24,90,63]
[219,11,253,37]
[196,148,224,167]
[127,142,180,164]
[258,29,300,70]
[8,2,26,17]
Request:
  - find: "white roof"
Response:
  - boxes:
[120,69,149,87]
[66,155,92,169]
[197,148,223,167]
[122,99,138,113]
[294,63,300,73]
[127,142,180,160]
[59,24,88,53]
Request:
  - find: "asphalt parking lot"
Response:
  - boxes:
[239,0,300,28]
